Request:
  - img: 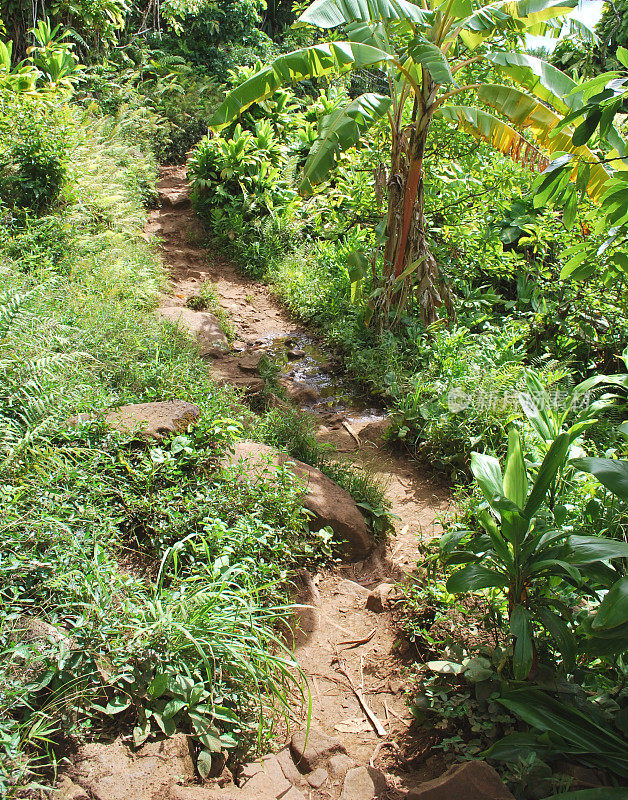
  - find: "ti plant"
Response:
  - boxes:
[443,427,628,680]
[209,0,625,328]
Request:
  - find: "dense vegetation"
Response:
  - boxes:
[1,0,627,797]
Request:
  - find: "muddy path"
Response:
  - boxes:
[148,165,451,791]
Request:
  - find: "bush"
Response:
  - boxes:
[0,99,68,212]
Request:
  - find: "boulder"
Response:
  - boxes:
[69,401,200,439]
[405,761,515,800]
[290,728,347,772]
[225,442,372,559]
[279,379,320,406]
[70,735,195,800]
[158,306,228,355]
[159,187,191,209]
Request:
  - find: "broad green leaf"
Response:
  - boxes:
[297,0,431,28]
[485,51,579,113]
[197,749,213,779]
[510,605,533,680]
[470,451,503,508]
[567,535,628,564]
[592,578,628,631]
[153,711,177,736]
[497,688,628,759]
[486,732,551,761]
[503,427,527,509]
[148,672,169,699]
[473,84,613,200]
[300,93,391,194]
[446,563,509,593]
[163,698,186,719]
[408,37,454,85]
[535,607,575,667]
[617,47,628,70]
[524,433,570,518]
[570,457,628,500]
[209,43,394,129]
[460,0,577,49]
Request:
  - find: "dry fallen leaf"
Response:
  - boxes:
[334,717,372,734]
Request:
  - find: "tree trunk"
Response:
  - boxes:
[375,104,450,329]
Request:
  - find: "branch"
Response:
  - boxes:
[433,83,483,109]
[451,55,484,75]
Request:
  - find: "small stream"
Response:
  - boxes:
[256,331,386,423]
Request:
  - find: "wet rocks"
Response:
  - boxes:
[279,379,320,406]
[238,352,262,372]
[158,306,228,355]
[224,442,372,559]
[159,185,191,209]
[405,761,515,800]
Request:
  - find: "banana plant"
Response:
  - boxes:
[209,0,625,328]
[443,427,628,680]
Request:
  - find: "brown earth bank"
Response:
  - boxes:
[52,166,516,800]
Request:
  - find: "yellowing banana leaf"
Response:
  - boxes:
[209,42,394,130]
[484,52,627,156]
[460,0,576,49]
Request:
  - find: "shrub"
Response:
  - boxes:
[0,99,68,213]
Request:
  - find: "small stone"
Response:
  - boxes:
[340,767,386,800]
[327,754,355,780]
[232,340,247,352]
[366,583,396,613]
[290,728,347,772]
[238,353,262,372]
[307,768,328,788]
[280,379,320,406]
[54,777,90,800]
[238,755,290,797]
[288,348,306,359]
[405,761,515,800]
[275,747,304,786]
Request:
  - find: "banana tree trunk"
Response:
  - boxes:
[378,104,449,328]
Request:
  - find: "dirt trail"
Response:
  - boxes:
[149,166,451,791]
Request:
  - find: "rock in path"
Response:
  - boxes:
[340,766,387,800]
[69,400,200,439]
[158,306,228,355]
[224,442,372,560]
[69,735,195,800]
[405,761,515,800]
[290,728,348,772]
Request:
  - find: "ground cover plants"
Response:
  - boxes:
[2,0,628,797]
[0,48,360,792]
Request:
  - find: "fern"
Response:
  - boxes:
[0,288,78,466]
